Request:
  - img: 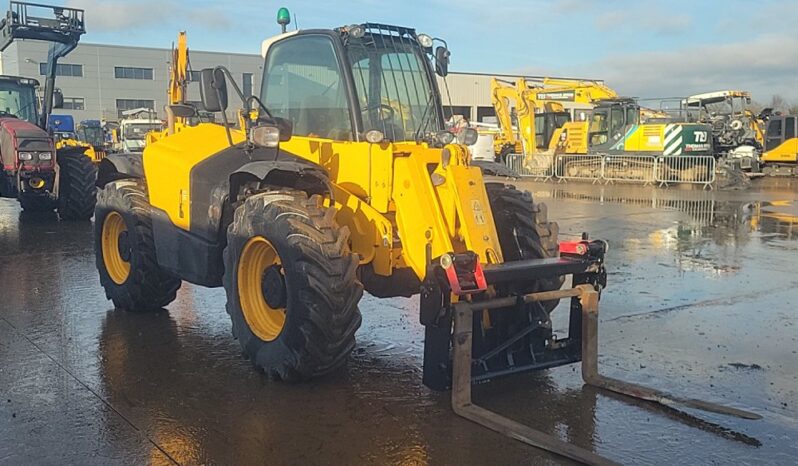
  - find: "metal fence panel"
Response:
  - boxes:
[655,156,716,189]
[555,154,604,183]
[601,155,657,185]
[504,153,555,180]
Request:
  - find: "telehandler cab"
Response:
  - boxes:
[95,18,758,464]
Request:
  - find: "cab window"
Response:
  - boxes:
[786,117,796,140]
[766,119,783,151]
[610,107,624,135]
[626,107,639,125]
[589,110,608,145]
[261,35,353,140]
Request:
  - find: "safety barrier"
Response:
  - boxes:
[602,155,656,185]
[554,154,604,183]
[655,156,716,189]
[500,153,717,188]
[504,153,555,181]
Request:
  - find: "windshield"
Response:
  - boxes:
[347,29,440,141]
[80,127,104,146]
[0,82,38,124]
[123,123,161,140]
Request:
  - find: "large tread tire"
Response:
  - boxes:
[224,190,363,382]
[473,183,564,363]
[19,194,55,212]
[95,180,181,311]
[57,151,97,221]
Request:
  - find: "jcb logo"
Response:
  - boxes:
[693,131,708,143]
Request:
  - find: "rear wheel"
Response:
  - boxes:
[473,183,563,369]
[95,180,181,311]
[57,150,97,220]
[224,190,362,381]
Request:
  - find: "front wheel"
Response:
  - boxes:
[95,180,181,311]
[57,150,97,220]
[224,190,363,382]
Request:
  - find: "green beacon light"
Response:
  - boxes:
[277,7,291,33]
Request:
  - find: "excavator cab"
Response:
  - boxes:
[534,110,570,149]
[587,98,639,149]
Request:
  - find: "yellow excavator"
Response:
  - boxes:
[760,114,798,175]
[490,77,618,162]
[93,13,758,464]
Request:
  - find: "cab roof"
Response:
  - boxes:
[685,90,751,106]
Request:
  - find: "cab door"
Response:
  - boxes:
[763,116,798,162]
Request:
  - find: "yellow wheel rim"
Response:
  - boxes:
[101,211,131,285]
[238,236,286,342]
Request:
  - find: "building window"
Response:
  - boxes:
[446,105,472,121]
[62,97,85,110]
[39,63,83,77]
[116,99,155,118]
[477,106,496,123]
[114,66,154,80]
[242,72,253,97]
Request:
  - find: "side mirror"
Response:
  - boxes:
[435,46,450,77]
[52,89,64,109]
[199,68,228,113]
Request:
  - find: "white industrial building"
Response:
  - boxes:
[0,40,594,124]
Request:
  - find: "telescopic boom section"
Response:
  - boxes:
[0,1,85,129]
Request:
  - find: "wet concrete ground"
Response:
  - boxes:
[1,178,797,465]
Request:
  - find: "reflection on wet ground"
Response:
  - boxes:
[1,177,796,465]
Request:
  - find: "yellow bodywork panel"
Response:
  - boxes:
[331,184,394,275]
[279,137,393,213]
[624,125,666,151]
[391,144,503,278]
[762,138,798,163]
[143,123,246,230]
[557,122,589,154]
[55,139,101,162]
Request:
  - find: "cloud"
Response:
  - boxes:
[65,0,232,32]
[561,34,798,101]
[595,5,691,35]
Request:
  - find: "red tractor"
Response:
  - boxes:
[0,2,95,219]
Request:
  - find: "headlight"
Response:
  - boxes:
[18,152,33,161]
[457,128,479,146]
[37,152,52,161]
[417,33,433,48]
[364,129,385,144]
[435,130,455,145]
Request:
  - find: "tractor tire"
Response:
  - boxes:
[224,190,363,382]
[19,194,55,212]
[95,180,181,311]
[473,183,564,366]
[56,151,97,221]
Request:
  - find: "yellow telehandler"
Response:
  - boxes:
[94,15,758,464]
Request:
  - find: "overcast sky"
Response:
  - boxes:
[64,0,798,103]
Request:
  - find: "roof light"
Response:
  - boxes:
[349,24,365,39]
[417,33,433,48]
[277,7,291,32]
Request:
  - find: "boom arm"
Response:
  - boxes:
[0,2,85,129]
[490,78,520,152]
[168,31,189,106]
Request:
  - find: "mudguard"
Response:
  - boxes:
[96,152,143,187]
